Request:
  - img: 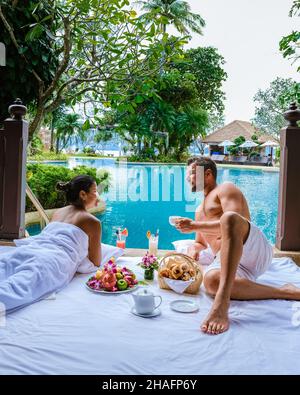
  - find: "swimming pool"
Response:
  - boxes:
[27,158,279,249]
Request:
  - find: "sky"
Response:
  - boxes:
[170,0,299,123]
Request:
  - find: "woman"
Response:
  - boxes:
[0,175,101,313]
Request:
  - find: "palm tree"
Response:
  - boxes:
[134,0,205,35]
[55,113,82,153]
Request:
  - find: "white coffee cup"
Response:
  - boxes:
[169,216,182,226]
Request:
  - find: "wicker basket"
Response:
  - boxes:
[158,252,203,295]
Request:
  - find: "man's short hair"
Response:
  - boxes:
[187,156,217,180]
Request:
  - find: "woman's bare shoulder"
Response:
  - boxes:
[77,213,101,235]
[51,206,69,221]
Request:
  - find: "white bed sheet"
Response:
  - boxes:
[0,246,300,375]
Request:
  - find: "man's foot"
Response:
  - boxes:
[280,283,300,300]
[201,302,230,335]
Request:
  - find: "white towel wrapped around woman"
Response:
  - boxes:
[0,222,89,313]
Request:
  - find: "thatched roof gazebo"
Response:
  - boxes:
[203,120,277,150]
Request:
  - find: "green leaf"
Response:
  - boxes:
[135,95,144,104]
[82,120,91,131]
[25,24,44,42]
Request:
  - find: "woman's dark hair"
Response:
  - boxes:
[56,175,95,206]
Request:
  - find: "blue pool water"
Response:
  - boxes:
[27,158,279,249]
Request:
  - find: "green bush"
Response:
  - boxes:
[249,150,260,158]
[126,151,189,163]
[26,164,110,212]
[28,152,68,161]
[83,147,96,155]
[28,135,44,156]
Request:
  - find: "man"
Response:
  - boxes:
[175,156,300,335]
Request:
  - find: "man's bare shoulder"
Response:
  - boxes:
[218,182,243,196]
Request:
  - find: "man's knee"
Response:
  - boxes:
[220,211,242,228]
[220,212,248,239]
[204,270,220,296]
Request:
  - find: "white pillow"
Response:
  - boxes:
[77,243,125,274]
[172,239,215,266]
[172,239,195,254]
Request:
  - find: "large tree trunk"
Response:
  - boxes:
[28,105,44,142]
[56,137,60,154]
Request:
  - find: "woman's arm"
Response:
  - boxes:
[87,219,102,267]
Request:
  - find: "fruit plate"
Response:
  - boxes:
[85,283,139,294]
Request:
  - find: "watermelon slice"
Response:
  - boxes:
[121,228,128,237]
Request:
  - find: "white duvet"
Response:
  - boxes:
[0,222,89,313]
[0,251,300,375]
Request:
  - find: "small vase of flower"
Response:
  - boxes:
[139,252,159,281]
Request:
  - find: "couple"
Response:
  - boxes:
[1,159,300,330]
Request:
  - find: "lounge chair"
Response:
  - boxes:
[211,154,225,163]
[230,156,247,164]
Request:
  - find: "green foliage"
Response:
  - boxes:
[26,164,110,212]
[249,150,260,158]
[27,152,68,161]
[127,151,190,163]
[28,135,44,156]
[55,112,82,153]
[82,147,96,155]
[1,0,169,138]
[104,42,227,160]
[280,0,300,72]
[173,47,227,117]
[135,0,206,35]
[0,0,58,123]
[228,136,246,155]
[252,78,299,138]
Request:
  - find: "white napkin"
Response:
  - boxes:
[44,292,56,300]
[163,277,195,294]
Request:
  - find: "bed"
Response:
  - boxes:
[0,246,300,375]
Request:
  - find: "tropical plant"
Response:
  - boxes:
[27,135,44,156]
[55,113,82,153]
[280,0,300,72]
[227,136,246,156]
[173,47,227,115]
[0,0,58,124]
[135,0,205,35]
[252,78,299,139]
[0,0,170,139]
[26,164,110,212]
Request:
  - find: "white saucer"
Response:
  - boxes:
[131,307,161,318]
[170,299,199,313]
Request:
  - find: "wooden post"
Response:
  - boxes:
[276,102,300,252]
[0,99,28,240]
